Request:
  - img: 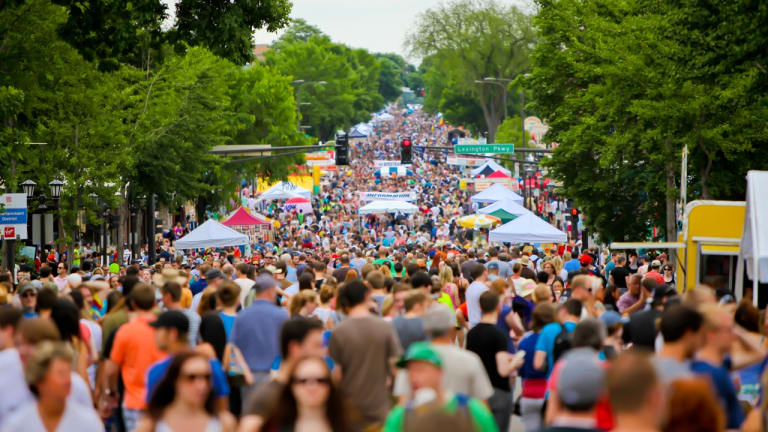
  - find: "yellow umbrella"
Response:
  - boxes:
[457,214,501,229]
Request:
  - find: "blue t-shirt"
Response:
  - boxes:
[518,332,547,381]
[219,312,236,340]
[496,305,515,353]
[145,356,230,403]
[535,321,578,377]
[691,360,744,429]
[285,266,297,283]
[563,259,581,273]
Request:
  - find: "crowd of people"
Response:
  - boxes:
[0,108,765,432]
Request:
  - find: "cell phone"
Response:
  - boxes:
[514,351,526,361]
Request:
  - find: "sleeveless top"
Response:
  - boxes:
[156,417,221,432]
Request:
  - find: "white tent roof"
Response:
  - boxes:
[741,171,768,284]
[257,181,311,201]
[470,160,511,176]
[477,198,531,217]
[358,200,418,215]
[489,212,567,244]
[175,219,249,249]
[470,183,524,204]
[377,113,394,121]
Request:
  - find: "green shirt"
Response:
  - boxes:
[372,257,396,277]
[383,394,498,432]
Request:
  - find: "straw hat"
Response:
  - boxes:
[152,269,188,287]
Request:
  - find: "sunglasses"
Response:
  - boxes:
[292,376,331,386]
[21,291,37,298]
[180,373,211,382]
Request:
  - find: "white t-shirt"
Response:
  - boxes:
[234,277,255,307]
[0,348,92,425]
[393,343,494,400]
[1,401,102,432]
[465,281,489,328]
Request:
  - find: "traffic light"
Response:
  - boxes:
[401,138,412,164]
[335,131,349,166]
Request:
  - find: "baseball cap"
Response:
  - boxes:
[557,350,605,409]
[109,262,120,274]
[396,342,443,369]
[205,269,224,280]
[424,304,454,334]
[650,260,662,268]
[600,310,629,328]
[579,254,593,265]
[486,262,499,271]
[253,274,279,294]
[149,310,190,335]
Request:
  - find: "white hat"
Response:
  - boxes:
[67,273,82,288]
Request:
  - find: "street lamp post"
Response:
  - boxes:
[292,80,327,132]
[524,165,535,212]
[22,179,62,248]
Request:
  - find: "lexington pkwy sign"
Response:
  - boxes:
[455,144,515,154]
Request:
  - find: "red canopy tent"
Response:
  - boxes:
[487,170,511,179]
[222,207,270,226]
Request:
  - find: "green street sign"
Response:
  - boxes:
[455,144,515,154]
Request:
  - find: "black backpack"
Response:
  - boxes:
[552,323,573,364]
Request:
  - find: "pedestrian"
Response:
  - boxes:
[534,299,581,375]
[605,351,665,432]
[109,283,166,431]
[466,291,522,432]
[137,351,236,432]
[161,280,200,346]
[231,274,289,411]
[465,262,489,328]
[258,355,349,432]
[384,341,497,432]
[329,279,402,431]
[654,304,702,385]
[1,341,103,432]
[517,302,557,432]
[392,290,429,352]
[392,304,493,403]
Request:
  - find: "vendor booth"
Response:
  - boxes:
[470,183,524,204]
[358,200,418,215]
[176,219,249,249]
[489,212,568,244]
[477,198,531,223]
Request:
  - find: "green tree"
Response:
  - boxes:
[406,0,536,142]
[495,116,531,147]
[267,26,385,139]
[529,0,768,242]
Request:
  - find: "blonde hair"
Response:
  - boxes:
[0,282,9,304]
[553,256,564,274]
[289,289,318,317]
[439,265,454,287]
[381,294,395,317]
[489,278,509,296]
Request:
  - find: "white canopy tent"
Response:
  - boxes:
[477,198,531,217]
[256,181,311,201]
[358,200,418,215]
[736,171,768,303]
[489,212,568,244]
[470,160,511,177]
[470,183,524,204]
[175,219,249,249]
[377,113,394,121]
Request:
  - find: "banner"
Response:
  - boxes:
[373,160,410,168]
[359,191,417,202]
[0,193,28,240]
[447,156,486,167]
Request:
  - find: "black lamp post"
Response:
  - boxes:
[22,179,63,247]
[524,166,535,211]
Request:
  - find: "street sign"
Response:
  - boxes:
[0,193,27,240]
[455,144,515,154]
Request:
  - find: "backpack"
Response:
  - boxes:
[552,323,573,364]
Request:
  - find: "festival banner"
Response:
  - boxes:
[373,160,411,168]
[359,191,417,202]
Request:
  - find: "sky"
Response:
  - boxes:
[253,0,534,60]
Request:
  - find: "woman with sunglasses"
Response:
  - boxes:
[261,356,349,432]
[663,264,676,289]
[137,351,236,432]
